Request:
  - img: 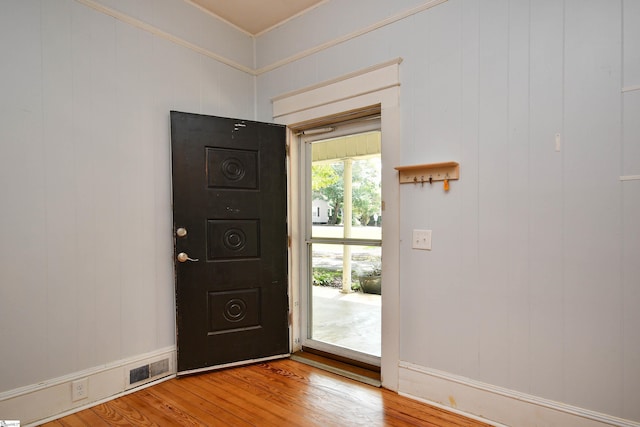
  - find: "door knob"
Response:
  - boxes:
[177,252,199,263]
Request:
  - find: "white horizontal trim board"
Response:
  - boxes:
[620,175,640,181]
[0,346,176,426]
[399,393,509,427]
[26,374,175,427]
[622,85,640,93]
[398,362,640,427]
[74,0,445,76]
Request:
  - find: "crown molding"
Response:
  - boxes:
[75,0,255,74]
[75,0,446,77]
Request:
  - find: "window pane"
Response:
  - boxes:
[310,243,381,356]
[310,133,381,241]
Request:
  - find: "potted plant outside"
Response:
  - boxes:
[359,265,381,295]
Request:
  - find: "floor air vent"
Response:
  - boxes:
[127,357,171,387]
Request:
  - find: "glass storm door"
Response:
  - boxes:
[301,120,382,365]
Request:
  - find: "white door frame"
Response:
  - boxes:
[272,58,402,390]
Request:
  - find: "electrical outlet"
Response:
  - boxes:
[71,378,88,402]
[412,229,432,250]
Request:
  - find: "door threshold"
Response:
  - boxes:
[290,350,381,387]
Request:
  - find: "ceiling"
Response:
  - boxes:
[190,0,325,35]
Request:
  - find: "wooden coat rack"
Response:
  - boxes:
[395,162,459,188]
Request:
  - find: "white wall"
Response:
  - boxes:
[256,0,640,424]
[1,0,639,424]
[91,0,254,69]
[0,0,253,397]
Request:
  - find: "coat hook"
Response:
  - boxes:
[421,175,425,187]
[444,173,450,192]
[413,176,418,185]
[429,175,433,185]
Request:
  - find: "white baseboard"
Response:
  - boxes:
[398,361,640,427]
[0,347,176,426]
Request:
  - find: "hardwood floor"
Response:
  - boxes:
[43,359,491,427]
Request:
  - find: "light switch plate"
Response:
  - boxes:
[412,229,432,250]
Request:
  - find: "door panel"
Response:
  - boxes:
[170,111,288,374]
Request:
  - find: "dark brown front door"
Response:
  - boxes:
[170,111,288,374]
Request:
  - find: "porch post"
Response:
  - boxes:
[342,158,353,293]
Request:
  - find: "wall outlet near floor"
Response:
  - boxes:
[71,378,88,401]
[412,229,432,250]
